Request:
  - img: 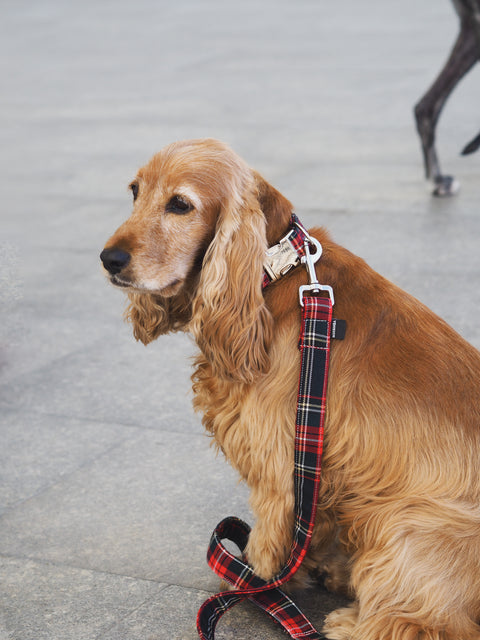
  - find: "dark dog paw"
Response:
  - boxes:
[432,175,459,197]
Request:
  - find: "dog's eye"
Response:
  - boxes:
[166,195,193,214]
[130,181,139,201]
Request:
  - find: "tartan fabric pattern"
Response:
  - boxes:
[289,213,312,255]
[197,294,333,640]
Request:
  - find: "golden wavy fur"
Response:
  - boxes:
[101,138,480,640]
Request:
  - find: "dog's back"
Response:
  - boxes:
[315,234,480,638]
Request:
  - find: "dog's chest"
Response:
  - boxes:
[192,343,299,485]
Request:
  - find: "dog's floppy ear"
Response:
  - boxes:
[253,170,294,244]
[125,291,192,345]
[190,172,274,383]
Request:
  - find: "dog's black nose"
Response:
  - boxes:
[100,248,131,275]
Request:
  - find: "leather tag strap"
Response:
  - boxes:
[197,296,333,640]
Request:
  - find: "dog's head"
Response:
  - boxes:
[100,138,292,381]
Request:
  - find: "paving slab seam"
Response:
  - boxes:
[90,584,220,640]
[0,551,174,588]
[0,342,118,391]
[91,591,173,640]
[0,552,220,603]
[41,413,203,437]
[0,406,202,436]
[0,438,141,518]
[1,406,203,438]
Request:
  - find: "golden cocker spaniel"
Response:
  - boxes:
[101,138,480,640]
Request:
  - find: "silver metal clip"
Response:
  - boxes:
[298,238,335,307]
[264,231,301,282]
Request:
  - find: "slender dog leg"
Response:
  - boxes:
[462,129,480,154]
[414,20,479,196]
[245,488,295,581]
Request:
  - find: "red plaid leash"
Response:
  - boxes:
[196,279,333,639]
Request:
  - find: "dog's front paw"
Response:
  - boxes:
[323,604,359,640]
[245,527,287,582]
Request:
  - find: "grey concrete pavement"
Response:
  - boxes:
[1,1,480,638]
